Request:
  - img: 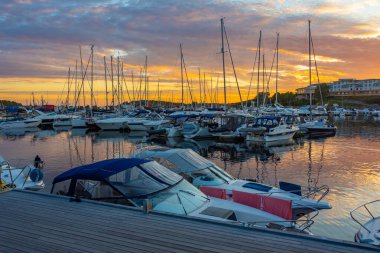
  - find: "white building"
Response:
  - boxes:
[329,79,380,96]
[296,85,316,99]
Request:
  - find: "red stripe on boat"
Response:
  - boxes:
[200,186,227,199]
[232,190,292,220]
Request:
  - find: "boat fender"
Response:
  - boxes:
[0,179,7,190]
[30,168,44,182]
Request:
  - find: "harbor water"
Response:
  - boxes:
[1,115,379,241]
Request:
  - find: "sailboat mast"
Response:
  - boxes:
[66,67,71,109]
[74,60,77,111]
[144,56,148,107]
[80,46,85,109]
[110,56,114,110]
[104,56,108,111]
[221,18,227,112]
[275,33,279,105]
[257,30,262,111]
[90,45,94,117]
[180,44,184,107]
[157,79,160,107]
[198,67,202,108]
[308,20,312,119]
[203,72,206,107]
[262,54,265,105]
[117,56,120,111]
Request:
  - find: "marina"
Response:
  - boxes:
[1,190,379,253]
[1,1,380,251]
[0,115,379,243]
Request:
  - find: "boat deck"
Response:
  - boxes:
[0,190,378,253]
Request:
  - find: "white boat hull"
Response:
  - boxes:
[53,119,72,127]
[167,126,183,138]
[97,122,127,130]
[72,118,87,128]
[0,119,41,129]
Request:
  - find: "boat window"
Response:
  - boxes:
[209,165,234,181]
[243,182,272,192]
[108,165,170,198]
[140,161,182,185]
[132,180,208,215]
[151,157,179,171]
[52,179,71,195]
[190,167,226,186]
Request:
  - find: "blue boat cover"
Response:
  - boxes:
[53,158,150,184]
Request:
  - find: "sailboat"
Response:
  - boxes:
[298,21,336,138]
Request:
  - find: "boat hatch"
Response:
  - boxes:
[201,206,237,221]
[279,181,302,196]
[243,182,272,192]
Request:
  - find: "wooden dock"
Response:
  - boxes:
[0,190,378,253]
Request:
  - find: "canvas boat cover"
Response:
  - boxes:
[53,158,150,184]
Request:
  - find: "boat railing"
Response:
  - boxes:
[300,185,330,203]
[245,218,314,232]
[1,163,41,189]
[350,199,380,233]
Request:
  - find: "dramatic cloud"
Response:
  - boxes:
[0,0,379,104]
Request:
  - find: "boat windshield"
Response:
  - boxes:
[108,161,182,198]
[190,165,233,186]
[131,179,208,215]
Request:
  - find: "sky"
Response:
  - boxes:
[1,0,380,105]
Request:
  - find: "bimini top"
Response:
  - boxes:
[134,148,214,173]
[53,158,150,184]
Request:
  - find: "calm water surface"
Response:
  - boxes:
[1,116,379,241]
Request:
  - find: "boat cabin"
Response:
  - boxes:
[252,116,282,131]
[51,158,210,215]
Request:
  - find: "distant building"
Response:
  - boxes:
[329,79,380,96]
[296,85,317,99]
[296,79,380,98]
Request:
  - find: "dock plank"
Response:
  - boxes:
[0,190,378,253]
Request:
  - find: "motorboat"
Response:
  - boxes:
[51,158,312,232]
[134,147,331,220]
[305,119,337,138]
[33,110,71,126]
[95,115,130,130]
[127,113,170,132]
[350,200,380,246]
[53,117,73,127]
[0,155,45,191]
[212,113,254,142]
[95,110,150,131]
[183,120,215,139]
[245,116,299,143]
[72,117,87,128]
[182,111,224,139]
[0,118,41,129]
[166,114,196,138]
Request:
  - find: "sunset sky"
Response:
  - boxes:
[1,0,380,105]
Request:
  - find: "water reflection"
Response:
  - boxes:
[0,116,379,241]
